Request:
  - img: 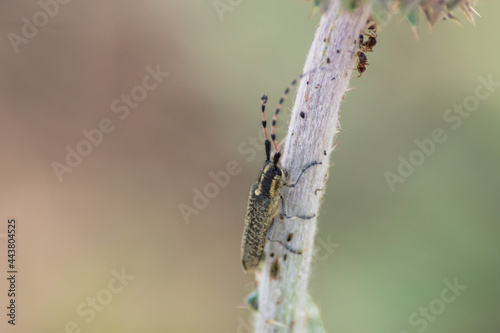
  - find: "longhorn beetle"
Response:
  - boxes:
[241,72,322,271]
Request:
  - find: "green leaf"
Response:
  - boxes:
[406,5,419,27]
[245,289,259,311]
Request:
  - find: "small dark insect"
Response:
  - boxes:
[359,17,377,52]
[365,21,377,38]
[367,25,377,37]
[240,74,322,271]
[358,34,364,46]
[355,61,367,78]
[326,57,331,64]
[353,51,368,77]
[300,111,305,119]
[360,36,376,52]
[356,51,368,65]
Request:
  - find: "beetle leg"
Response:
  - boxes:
[283,161,322,188]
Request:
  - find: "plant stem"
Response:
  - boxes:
[254,1,372,332]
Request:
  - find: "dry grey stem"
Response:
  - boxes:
[254,1,372,332]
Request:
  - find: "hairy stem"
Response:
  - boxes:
[254,1,372,332]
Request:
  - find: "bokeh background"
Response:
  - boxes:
[0,1,499,332]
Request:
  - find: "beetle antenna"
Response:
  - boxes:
[261,95,272,161]
[270,68,323,149]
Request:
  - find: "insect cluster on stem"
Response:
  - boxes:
[354,17,378,77]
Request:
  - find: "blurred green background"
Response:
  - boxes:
[0,1,499,332]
